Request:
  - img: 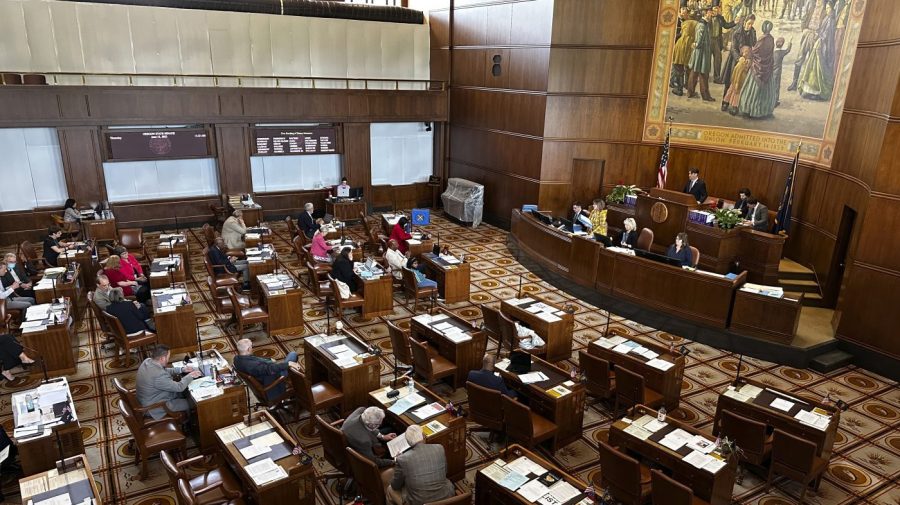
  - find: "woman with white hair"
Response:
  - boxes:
[342,406,397,468]
[618,218,639,249]
[386,425,454,505]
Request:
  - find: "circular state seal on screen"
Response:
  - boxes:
[148,136,173,155]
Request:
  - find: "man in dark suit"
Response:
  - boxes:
[208,237,249,287]
[342,406,397,468]
[683,167,708,203]
[745,197,770,231]
[2,253,34,299]
[232,338,299,401]
[734,188,752,218]
[386,425,454,505]
[299,202,317,238]
[466,355,517,399]
[570,202,592,232]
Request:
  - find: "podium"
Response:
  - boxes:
[635,188,699,250]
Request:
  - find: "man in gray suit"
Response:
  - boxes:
[342,406,397,469]
[745,198,770,231]
[387,425,454,505]
[136,345,201,419]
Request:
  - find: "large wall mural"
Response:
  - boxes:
[643,0,866,166]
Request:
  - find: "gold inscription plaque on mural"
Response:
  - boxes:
[651,202,669,224]
[643,0,866,167]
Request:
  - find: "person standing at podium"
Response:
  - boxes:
[666,232,693,267]
[299,202,317,238]
[617,218,639,249]
[683,168,708,204]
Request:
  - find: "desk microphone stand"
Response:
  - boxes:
[168,236,175,259]
[51,274,58,302]
[56,431,68,472]
[168,264,175,289]
[732,354,745,387]
[195,318,204,369]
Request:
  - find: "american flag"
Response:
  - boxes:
[657,125,671,189]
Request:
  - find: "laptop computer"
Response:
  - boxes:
[508,350,532,374]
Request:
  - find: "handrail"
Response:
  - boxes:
[806,262,825,298]
[1,70,446,91]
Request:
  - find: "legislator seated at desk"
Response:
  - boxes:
[343,406,398,469]
[0,263,35,311]
[683,167,708,204]
[2,252,35,299]
[233,338,299,402]
[735,188,752,218]
[406,257,437,289]
[137,345,201,420]
[332,247,359,294]
[743,197,770,231]
[391,216,413,254]
[666,232,694,267]
[300,202,317,238]
[222,209,248,250]
[385,425,455,505]
[43,226,75,268]
[617,218,639,249]
[209,237,250,287]
[95,274,155,333]
[570,202,592,231]
[310,226,334,263]
[336,177,351,198]
[467,354,517,399]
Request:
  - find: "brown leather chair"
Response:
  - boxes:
[409,337,457,388]
[176,477,246,505]
[466,381,504,437]
[579,350,615,403]
[346,447,387,505]
[689,246,700,268]
[118,228,149,261]
[598,440,651,505]
[614,367,664,414]
[227,287,268,337]
[480,304,505,356]
[636,228,654,251]
[305,261,333,306]
[317,416,351,501]
[328,274,364,319]
[0,299,11,333]
[285,216,298,238]
[719,409,772,470]
[18,241,47,273]
[209,203,229,232]
[387,320,414,375]
[502,395,557,451]
[206,276,236,318]
[112,377,186,425]
[651,469,706,505]
[203,223,244,257]
[103,310,158,367]
[50,214,79,241]
[161,450,243,505]
[766,429,827,504]
[118,398,186,480]
[401,267,437,314]
[424,492,473,505]
[288,367,344,434]
[204,247,242,289]
[235,369,291,410]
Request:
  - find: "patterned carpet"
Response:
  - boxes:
[1,212,899,505]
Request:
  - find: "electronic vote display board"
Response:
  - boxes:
[252,126,339,155]
[105,128,211,160]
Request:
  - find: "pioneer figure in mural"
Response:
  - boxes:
[687,8,717,101]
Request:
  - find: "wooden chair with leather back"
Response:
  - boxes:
[226,287,268,338]
[50,214,79,240]
[598,440,651,505]
[206,276,236,318]
[614,367,664,415]
[346,447,388,505]
[305,261,333,305]
[501,395,557,451]
[766,429,827,504]
[87,292,117,348]
[103,310,158,367]
[176,477,246,505]
[112,377,187,425]
[479,304,504,355]
[328,274,364,319]
[18,241,47,273]
[651,469,706,505]
[409,337,457,389]
[203,247,242,289]
[424,492,473,505]
[288,367,344,434]
[118,398,186,480]
[209,203,229,232]
[0,299,11,333]
[118,228,149,261]
[579,350,615,403]
[161,449,244,505]
[317,416,352,502]
[719,409,772,471]
[387,320,414,376]
[285,216,298,238]
[401,267,437,314]
[203,223,244,257]
[689,246,700,268]
[636,228,654,251]
[235,368,292,410]
[466,381,504,439]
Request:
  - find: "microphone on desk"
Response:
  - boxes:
[174,213,179,234]
[733,353,745,387]
[195,318,204,370]
[56,431,68,473]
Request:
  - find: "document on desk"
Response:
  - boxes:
[445,332,472,343]
[660,433,689,451]
[506,456,545,477]
[499,470,530,491]
[245,458,288,486]
[795,409,830,430]
[422,420,447,436]
[593,338,616,349]
[480,463,510,483]
[536,312,562,323]
[548,481,580,503]
[518,372,549,384]
[606,335,627,345]
[433,322,455,332]
[723,386,751,402]
[411,402,445,420]
[740,384,763,399]
[495,358,511,371]
[622,423,652,440]
[686,435,716,454]
[505,297,532,306]
[517,479,550,502]
[333,356,358,369]
[646,358,675,371]
[612,343,632,354]
[388,393,426,415]
[34,493,73,505]
[329,344,351,355]
[239,443,271,460]
[387,434,411,457]
[413,314,433,325]
[643,419,667,433]
[770,397,795,412]
[703,456,727,474]
[546,385,571,398]
[683,450,714,469]
[251,431,284,449]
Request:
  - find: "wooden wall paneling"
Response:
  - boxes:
[509,0,554,46]
[544,96,645,141]
[836,265,900,359]
[538,182,572,216]
[111,196,223,229]
[214,124,251,195]
[843,45,900,114]
[483,49,511,90]
[873,122,900,194]
[429,9,451,48]
[507,48,551,92]
[0,208,64,246]
[451,49,487,87]
[342,123,372,203]
[449,88,547,137]
[451,5,487,46]
[569,159,604,207]
[370,185,394,209]
[254,190,328,220]
[483,3,512,46]
[547,48,653,95]
[87,88,223,123]
[58,126,106,204]
[449,126,543,181]
[829,112,887,185]
[551,0,659,47]
[852,196,900,273]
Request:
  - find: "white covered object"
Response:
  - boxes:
[441,178,484,228]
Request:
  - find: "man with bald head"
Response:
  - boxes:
[208,236,250,287]
[232,338,299,402]
[466,354,518,399]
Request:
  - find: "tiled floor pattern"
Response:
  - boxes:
[1,213,898,504]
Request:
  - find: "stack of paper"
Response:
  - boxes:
[499,471,529,491]
[683,451,727,473]
[722,386,753,402]
[659,429,693,451]
[795,409,830,430]
[646,358,675,371]
[411,402,445,420]
[770,398,795,412]
[593,337,616,349]
[422,420,447,436]
[519,371,549,384]
[245,458,288,485]
[546,385,571,398]
[505,297,532,306]
[740,384,763,399]
[506,456,546,477]
[623,423,652,440]
[612,343,633,354]
[480,462,510,483]
[686,435,717,454]
[388,393,426,415]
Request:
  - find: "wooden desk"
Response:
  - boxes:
[259,273,304,336]
[84,216,117,242]
[713,378,839,459]
[34,265,85,319]
[304,333,380,414]
[609,404,737,505]
[496,354,585,448]
[730,290,802,344]
[216,410,316,503]
[157,233,191,276]
[380,213,434,256]
[13,377,85,475]
[327,198,367,221]
[501,296,574,363]
[56,243,98,290]
[370,380,467,482]
[381,213,404,237]
[151,284,196,354]
[148,254,185,289]
[474,444,589,505]
[245,226,274,249]
[21,299,77,378]
[420,253,470,304]
[636,188,700,251]
[409,309,486,388]
[355,269,394,319]
[184,351,248,451]
[227,197,263,227]
[19,455,99,504]
[588,331,685,410]
[247,245,278,297]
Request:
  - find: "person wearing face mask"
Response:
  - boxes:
[0,264,35,312]
[2,253,34,299]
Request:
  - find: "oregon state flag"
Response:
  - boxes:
[411,208,430,226]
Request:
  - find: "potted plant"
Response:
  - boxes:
[713,208,742,229]
[605,184,639,204]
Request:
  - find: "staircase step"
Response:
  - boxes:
[810,350,854,373]
[778,282,821,294]
[777,271,818,281]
